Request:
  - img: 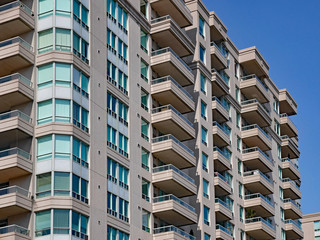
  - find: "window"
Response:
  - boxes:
[273,96,279,114]
[118,197,129,222]
[199,16,205,37]
[118,70,128,95]
[55,135,71,159]
[141,89,149,111]
[140,29,148,53]
[39,0,53,19]
[107,158,117,182]
[140,0,148,18]
[202,152,208,172]
[236,86,240,103]
[107,226,129,240]
[277,143,282,159]
[239,182,243,199]
[200,45,205,63]
[56,0,71,16]
[73,33,81,54]
[281,229,286,240]
[37,135,53,161]
[73,102,89,132]
[201,126,208,146]
[38,63,53,89]
[53,209,69,234]
[278,166,283,180]
[107,192,117,216]
[72,174,88,203]
[142,179,150,202]
[141,148,149,171]
[72,212,88,237]
[201,101,207,120]
[73,32,89,63]
[204,233,210,240]
[204,206,210,225]
[38,100,53,125]
[236,112,241,128]
[279,187,283,200]
[118,133,128,157]
[274,119,280,136]
[107,125,117,149]
[238,159,242,175]
[240,206,244,222]
[56,28,71,51]
[237,136,242,152]
[141,118,149,141]
[141,60,148,82]
[118,100,129,125]
[142,210,150,232]
[55,99,71,122]
[35,210,51,236]
[280,207,285,221]
[235,62,239,79]
[36,172,51,198]
[72,138,89,168]
[200,73,206,94]
[315,221,320,231]
[203,179,209,198]
[73,67,89,98]
[55,63,71,86]
[54,172,70,196]
[38,29,53,54]
[119,164,129,189]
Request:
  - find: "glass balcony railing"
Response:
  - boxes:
[0,147,30,160]
[241,124,271,140]
[153,164,195,184]
[213,121,231,137]
[283,198,301,209]
[282,178,300,190]
[0,185,29,197]
[210,41,228,58]
[241,98,270,114]
[154,225,195,240]
[0,0,33,15]
[0,110,31,123]
[216,224,232,236]
[285,219,302,230]
[0,224,29,236]
[281,135,299,148]
[215,198,232,211]
[151,105,193,127]
[242,147,273,165]
[282,158,299,170]
[213,146,231,161]
[0,73,32,87]
[212,68,229,86]
[0,37,33,51]
[151,15,188,35]
[241,74,268,91]
[246,217,275,230]
[214,172,231,186]
[243,170,273,184]
[151,47,192,73]
[245,193,274,207]
[152,134,194,156]
[153,194,195,213]
[212,96,229,112]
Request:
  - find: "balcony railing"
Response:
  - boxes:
[0,224,29,236]
[0,185,29,197]
[243,170,272,184]
[214,172,232,186]
[151,76,193,100]
[241,74,268,91]
[285,219,302,230]
[0,110,31,123]
[212,96,229,112]
[0,0,33,15]
[213,121,231,136]
[216,224,232,236]
[0,37,33,51]
[0,73,32,87]
[154,225,195,240]
[282,178,300,190]
[215,198,232,211]
[152,134,194,156]
[246,217,275,230]
[282,158,299,170]
[242,124,271,140]
[281,135,299,148]
[0,147,30,160]
[245,193,274,207]
[151,15,188,36]
[213,146,231,161]
[212,68,229,86]
[241,98,270,114]
[283,198,301,209]
[242,147,273,164]
[151,47,192,73]
[153,164,195,184]
[210,41,228,58]
[152,105,193,127]
[153,194,195,212]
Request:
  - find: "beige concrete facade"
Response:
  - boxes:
[302,213,320,240]
[0,0,301,239]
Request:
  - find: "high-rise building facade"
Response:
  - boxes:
[302,213,320,240]
[0,0,302,239]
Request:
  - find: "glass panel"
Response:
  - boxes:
[36,172,51,198]
[54,172,70,196]
[37,135,53,161]
[73,33,80,53]
[56,28,71,52]
[81,178,88,197]
[72,211,80,231]
[55,99,70,122]
[38,63,53,88]
[55,63,71,86]
[81,6,89,25]
[72,174,80,194]
[73,102,80,122]
[53,209,70,234]
[73,0,80,18]
[38,29,53,54]
[55,135,71,159]
[38,100,53,125]
[80,215,88,234]
[56,0,71,16]
[81,74,89,93]
[39,0,53,18]
[36,210,51,232]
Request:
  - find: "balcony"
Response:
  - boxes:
[151,48,194,86]
[0,148,32,182]
[212,97,229,123]
[0,186,31,218]
[213,146,232,172]
[241,99,271,128]
[241,124,272,151]
[242,147,273,173]
[245,217,276,239]
[0,225,30,240]
[0,1,34,42]
[153,225,195,240]
[244,194,275,218]
[243,170,273,195]
[209,11,228,42]
[0,37,34,77]
[151,76,195,114]
[281,158,300,180]
[151,105,195,141]
[240,75,269,103]
[150,0,193,28]
[282,178,301,200]
[152,164,196,198]
[151,16,195,57]
[210,42,228,70]
[152,135,196,169]
[280,113,298,138]
[283,199,302,220]
[239,47,269,78]
[215,198,233,221]
[279,89,297,116]
[212,122,230,148]
[281,136,300,159]
[284,219,303,240]
[153,194,197,226]
[0,74,33,112]
[211,69,229,97]
[0,110,33,137]
[216,225,233,240]
[214,172,232,197]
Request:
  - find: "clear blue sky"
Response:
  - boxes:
[202,0,320,214]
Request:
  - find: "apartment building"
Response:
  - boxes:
[302,213,320,240]
[0,0,302,239]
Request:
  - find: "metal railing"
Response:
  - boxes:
[0,224,29,236]
[245,193,274,207]
[153,164,195,184]
[243,170,273,184]
[0,37,33,51]
[285,219,302,230]
[282,157,299,170]
[0,73,32,87]
[154,225,195,240]
[215,198,232,211]
[212,96,229,112]
[152,134,194,156]
[0,0,33,15]
[242,147,273,164]
[0,147,30,159]
[213,146,231,161]
[241,124,271,140]
[283,198,301,209]
[152,105,193,127]
[151,47,192,73]
[210,41,228,58]
[241,74,268,91]
[0,110,31,123]
[151,76,193,100]
[282,178,300,190]
[281,135,299,148]
[241,98,270,114]
[212,68,229,86]
[216,224,232,236]
[246,217,275,230]
[214,172,231,186]
[213,121,230,136]
[0,185,29,197]
[153,194,195,212]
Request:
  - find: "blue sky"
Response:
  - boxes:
[201,0,320,214]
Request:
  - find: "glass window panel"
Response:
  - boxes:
[72,174,80,194]
[39,0,53,18]
[36,172,51,198]
[81,178,88,197]
[53,209,70,234]
[38,100,53,125]
[36,210,51,232]
[80,215,88,234]
[37,135,53,161]
[81,142,88,162]
[81,74,89,93]
[56,0,71,16]
[55,99,70,122]
[81,6,89,25]
[38,29,53,54]
[55,135,71,159]
[73,0,80,17]
[72,211,80,231]
[38,63,53,88]
[73,33,80,53]
[55,63,71,86]
[56,28,71,52]
[54,172,70,196]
